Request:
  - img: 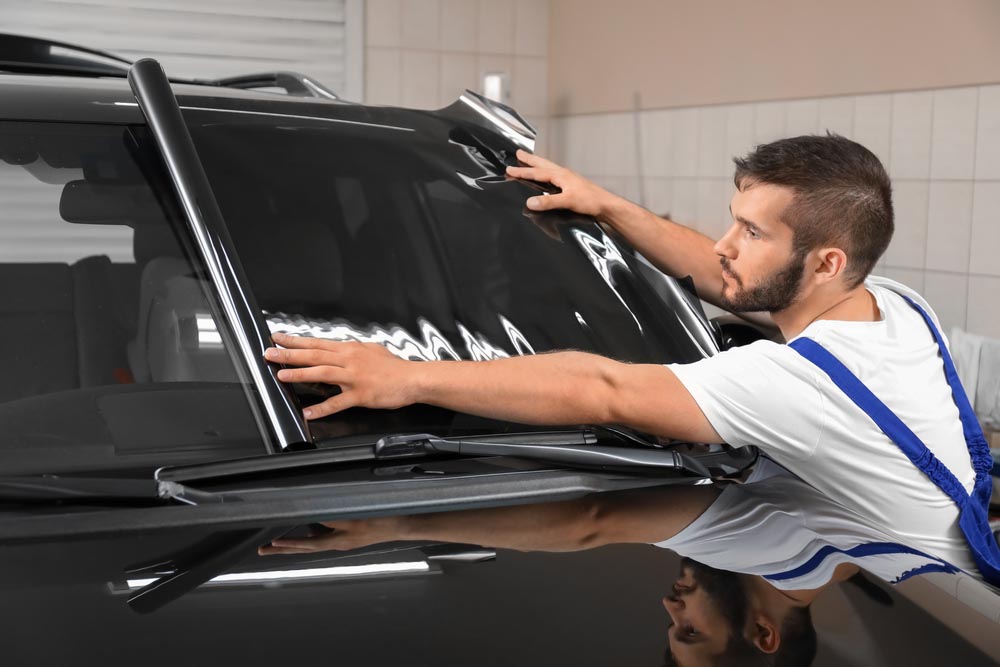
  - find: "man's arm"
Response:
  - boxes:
[507,150,726,307]
[259,484,720,555]
[264,333,721,444]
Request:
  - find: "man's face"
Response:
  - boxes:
[715,183,806,314]
[662,559,748,665]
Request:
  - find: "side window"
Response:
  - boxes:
[0,122,267,475]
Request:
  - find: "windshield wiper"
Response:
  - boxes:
[156,430,599,484]
[156,429,756,488]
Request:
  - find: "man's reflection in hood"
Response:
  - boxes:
[662,558,816,666]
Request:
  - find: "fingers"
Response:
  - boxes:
[514,148,555,168]
[505,165,557,183]
[258,544,314,556]
[303,393,355,420]
[526,192,572,212]
[264,344,345,368]
[275,366,349,384]
[270,332,343,351]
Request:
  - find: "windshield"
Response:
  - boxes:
[185,108,714,439]
[0,122,268,475]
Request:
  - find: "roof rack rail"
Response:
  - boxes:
[0,33,340,101]
[205,72,339,100]
[0,32,131,77]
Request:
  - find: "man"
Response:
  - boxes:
[261,134,999,585]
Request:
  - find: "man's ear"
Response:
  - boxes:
[811,246,849,285]
[749,613,782,654]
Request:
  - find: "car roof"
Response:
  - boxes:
[0,70,424,125]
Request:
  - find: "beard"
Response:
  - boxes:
[679,557,749,632]
[717,249,807,313]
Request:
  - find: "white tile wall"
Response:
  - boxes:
[643,177,673,216]
[365,0,401,48]
[818,96,855,137]
[671,108,700,178]
[976,85,1000,179]
[925,181,974,273]
[400,0,440,49]
[754,101,787,145]
[477,0,516,55]
[853,94,892,168]
[603,112,638,177]
[724,103,755,166]
[968,276,1000,339]
[511,56,547,117]
[364,47,401,105]
[697,106,728,178]
[440,0,476,52]
[969,181,1000,277]
[439,52,477,106]
[786,99,819,136]
[514,0,548,57]
[924,271,969,335]
[400,49,440,108]
[670,178,699,224]
[640,110,673,178]
[364,0,549,148]
[890,90,934,179]
[883,267,926,293]
[551,82,1000,336]
[930,87,978,180]
[885,181,929,269]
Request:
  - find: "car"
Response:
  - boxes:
[1,33,996,667]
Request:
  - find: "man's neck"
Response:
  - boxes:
[771,284,880,340]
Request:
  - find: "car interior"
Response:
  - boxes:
[0,121,264,474]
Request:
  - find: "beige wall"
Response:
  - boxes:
[548,0,1000,115]
[364,0,549,149]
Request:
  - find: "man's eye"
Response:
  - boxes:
[744,226,760,239]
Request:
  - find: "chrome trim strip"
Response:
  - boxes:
[127,58,310,452]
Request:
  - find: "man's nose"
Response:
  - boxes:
[713,222,739,259]
[662,594,684,618]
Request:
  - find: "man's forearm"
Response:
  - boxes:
[408,350,619,426]
[599,197,725,306]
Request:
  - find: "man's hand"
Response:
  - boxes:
[259,518,400,555]
[264,332,417,419]
[506,149,623,220]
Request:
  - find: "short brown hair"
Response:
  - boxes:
[733,133,893,288]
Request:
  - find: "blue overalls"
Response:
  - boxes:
[788,295,1000,587]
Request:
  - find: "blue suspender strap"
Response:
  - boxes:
[787,337,970,507]
[898,296,994,482]
[788,296,1000,586]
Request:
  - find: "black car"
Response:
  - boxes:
[1,34,996,667]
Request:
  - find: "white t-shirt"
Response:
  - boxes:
[655,458,963,589]
[668,276,978,574]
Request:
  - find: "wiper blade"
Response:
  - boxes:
[0,475,160,504]
[375,432,692,474]
[156,430,597,484]
[157,428,756,486]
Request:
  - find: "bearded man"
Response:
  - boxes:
[261,134,1000,590]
